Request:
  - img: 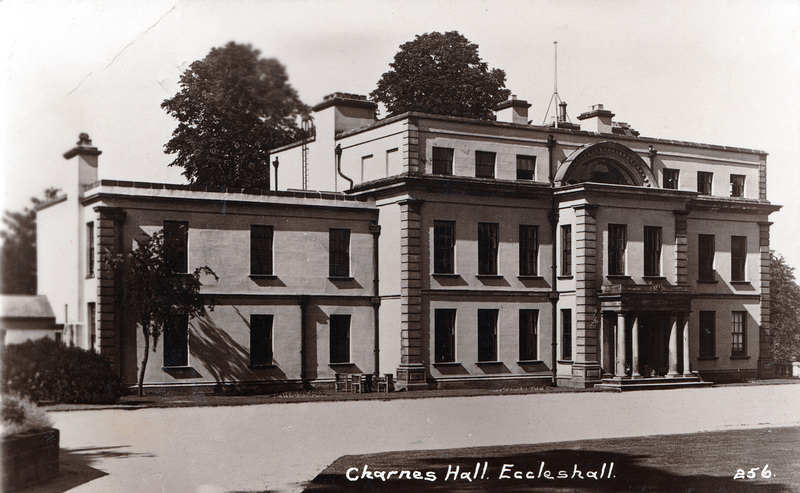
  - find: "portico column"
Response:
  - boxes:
[631,314,641,378]
[615,312,627,377]
[667,314,679,377]
[682,315,691,376]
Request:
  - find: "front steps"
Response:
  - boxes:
[594,375,713,391]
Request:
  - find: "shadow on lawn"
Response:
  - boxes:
[304,447,792,492]
[18,445,156,493]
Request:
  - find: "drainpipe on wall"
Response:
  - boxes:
[548,134,559,386]
[370,223,381,376]
[648,145,657,174]
[272,157,279,191]
[299,295,309,389]
[335,144,354,190]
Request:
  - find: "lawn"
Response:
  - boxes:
[304,426,800,492]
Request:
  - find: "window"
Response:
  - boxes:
[164,315,189,367]
[731,311,746,356]
[432,147,454,175]
[433,221,455,274]
[329,229,350,277]
[478,223,498,275]
[644,226,662,277]
[519,225,538,276]
[731,236,747,282]
[329,315,350,364]
[519,309,538,361]
[561,225,572,276]
[86,222,95,276]
[699,311,716,358]
[698,234,715,281]
[608,224,627,276]
[250,315,273,366]
[730,174,745,198]
[434,309,456,363]
[663,168,679,189]
[88,302,96,351]
[163,221,188,274]
[477,309,498,362]
[697,171,713,195]
[516,155,536,180]
[475,151,496,178]
[250,225,273,276]
[561,309,572,360]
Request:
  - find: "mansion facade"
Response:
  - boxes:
[36,93,779,391]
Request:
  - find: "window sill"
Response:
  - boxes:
[432,273,460,278]
[517,360,543,364]
[730,355,751,360]
[85,274,95,279]
[162,365,193,370]
[696,356,719,361]
[517,275,544,281]
[557,275,573,280]
[476,274,503,279]
[642,276,667,281]
[476,361,503,365]
[328,362,355,367]
[433,361,460,367]
[606,275,631,280]
[249,274,277,280]
[696,279,719,284]
[328,276,354,281]
[730,281,751,285]
[557,360,573,364]
[249,364,277,369]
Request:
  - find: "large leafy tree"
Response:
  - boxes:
[371,31,511,119]
[1,188,60,294]
[162,42,310,189]
[770,252,800,362]
[106,231,217,396]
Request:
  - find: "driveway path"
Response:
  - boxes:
[49,384,800,492]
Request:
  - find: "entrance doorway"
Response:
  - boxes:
[637,312,669,377]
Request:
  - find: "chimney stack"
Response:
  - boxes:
[577,104,615,134]
[63,133,101,192]
[495,95,531,125]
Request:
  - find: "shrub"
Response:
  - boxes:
[2,338,125,404]
[1,394,53,437]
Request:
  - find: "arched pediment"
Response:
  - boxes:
[554,141,656,187]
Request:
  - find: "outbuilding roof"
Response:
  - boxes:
[0,295,56,320]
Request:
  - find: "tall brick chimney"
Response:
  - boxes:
[63,133,101,194]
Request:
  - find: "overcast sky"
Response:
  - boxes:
[2,0,799,268]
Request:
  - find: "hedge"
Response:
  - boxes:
[2,338,124,404]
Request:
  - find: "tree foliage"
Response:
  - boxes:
[371,31,511,119]
[0,188,60,294]
[770,252,800,362]
[162,42,310,189]
[106,230,217,395]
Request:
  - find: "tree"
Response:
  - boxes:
[162,42,310,189]
[1,188,60,294]
[770,252,800,362]
[371,31,511,119]
[106,231,217,396]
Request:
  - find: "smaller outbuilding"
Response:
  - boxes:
[0,295,60,346]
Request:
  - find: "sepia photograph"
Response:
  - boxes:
[1,1,799,491]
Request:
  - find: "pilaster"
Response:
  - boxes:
[758,221,773,377]
[674,210,689,286]
[570,203,602,385]
[403,118,421,175]
[395,199,427,389]
[94,206,126,371]
[758,155,767,201]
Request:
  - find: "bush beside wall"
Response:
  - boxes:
[2,338,124,404]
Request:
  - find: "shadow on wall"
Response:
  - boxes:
[190,313,287,385]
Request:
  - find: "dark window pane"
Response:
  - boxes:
[250,314,273,365]
[519,309,538,360]
[330,315,350,363]
[87,222,95,276]
[251,225,274,275]
[730,174,745,197]
[561,225,572,276]
[698,171,713,195]
[561,309,572,360]
[731,311,746,356]
[699,311,715,358]
[644,226,662,277]
[663,169,679,189]
[433,221,455,274]
[516,155,536,180]
[699,234,715,281]
[329,229,350,277]
[478,223,498,275]
[519,225,538,276]
[163,221,188,273]
[164,315,189,367]
[434,309,456,363]
[608,224,627,276]
[731,236,746,281]
[478,309,498,362]
[432,147,454,175]
[475,151,495,178]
